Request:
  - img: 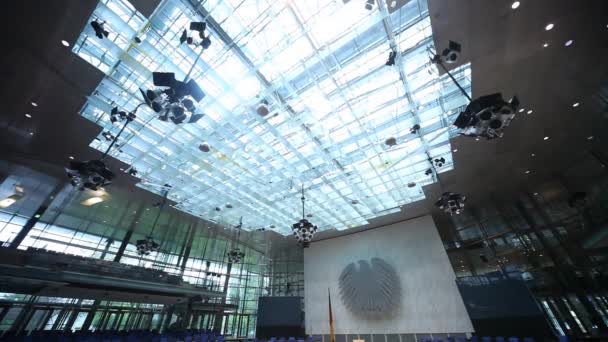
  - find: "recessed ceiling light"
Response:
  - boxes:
[31,102,38,107]
[543,136,549,140]
[69,156,75,160]
[418,105,424,110]
[572,102,580,107]
[531,153,536,157]
[511,1,520,9]
[525,170,531,174]
[61,40,70,47]
[542,43,549,48]
[533,192,539,196]
[545,23,554,31]
[527,110,533,114]
[587,135,594,140]
[564,40,573,47]
[453,149,458,152]
[25,113,32,118]
[518,108,525,113]
[475,138,480,142]
[29,132,34,136]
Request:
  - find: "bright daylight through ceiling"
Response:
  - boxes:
[73,0,472,234]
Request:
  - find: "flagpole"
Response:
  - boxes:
[328,288,335,342]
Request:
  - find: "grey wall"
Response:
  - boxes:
[304,215,473,335]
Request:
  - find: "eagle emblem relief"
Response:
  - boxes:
[338,258,402,318]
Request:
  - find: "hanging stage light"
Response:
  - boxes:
[434,191,466,216]
[291,186,318,248]
[136,236,160,256]
[180,22,212,50]
[453,93,520,140]
[90,20,109,39]
[66,106,138,191]
[136,184,171,256]
[431,41,520,140]
[227,217,246,263]
[139,72,205,125]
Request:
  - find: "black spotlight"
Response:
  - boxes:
[179,21,212,50]
[66,160,115,191]
[440,40,461,64]
[433,157,446,167]
[425,168,433,176]
[410,124,421,134]
[385,137,397,147]
[385,51,397,66]
[365,0,374,10]
[453,93,520,140]
[90,20,109,39]
[139,72,205,124]
[435,191,466,215]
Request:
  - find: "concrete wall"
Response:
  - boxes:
[304,215,473,335]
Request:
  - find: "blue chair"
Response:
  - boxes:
[433,338,443,342]
[455,337,466,342]
[495,337,505,342]
[508,338,519,342]
[482,337,492,342]
[470,337,479,342]
[558,337,569,342]
[522,338,534,342]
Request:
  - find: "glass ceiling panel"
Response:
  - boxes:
[73,0,472,235]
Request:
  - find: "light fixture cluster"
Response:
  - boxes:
[136,236,160,256]
[453,93,520,140]
[227,247,245,263]
[292,186,318,247]
[140,72,205,124]
[435,192,467,216]
[66,106,136,191]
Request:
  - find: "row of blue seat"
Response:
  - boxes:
[0,330,224,342]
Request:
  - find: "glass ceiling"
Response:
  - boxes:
[73,0,471,234]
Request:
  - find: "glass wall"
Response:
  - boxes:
[439,163,608,337]
[0,160,302,337]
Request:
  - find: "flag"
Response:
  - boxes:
[328,288,335,342]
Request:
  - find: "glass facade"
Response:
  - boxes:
[439,158,608,336]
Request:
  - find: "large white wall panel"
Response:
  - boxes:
[304,215,473,334]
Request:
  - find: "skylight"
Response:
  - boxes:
[73,0,472,234]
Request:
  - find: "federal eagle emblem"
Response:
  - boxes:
[338,258,402,318]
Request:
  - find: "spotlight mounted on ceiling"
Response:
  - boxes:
[66,105,139,191]
[385,137,397,147]
[365,0,374,10]
[431,41,520,140]
[66,160,115,191]
[452,93,520,140]
[439,40,461,64]
[180,22,212,50]
[434,192,466,215]
[90,20,109,39]
[139,72,205,124]
[433,157,446,168]
[385,50,397,66]
[410,124,421,134]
